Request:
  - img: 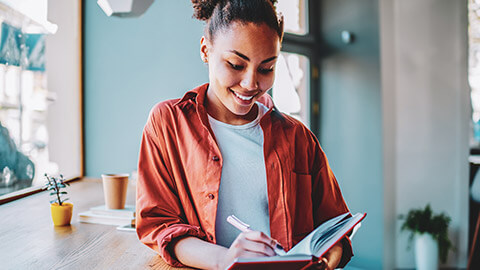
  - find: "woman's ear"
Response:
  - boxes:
[200,36,209,63]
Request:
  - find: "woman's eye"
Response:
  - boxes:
[259,68,274,74]
[228,62,244,70]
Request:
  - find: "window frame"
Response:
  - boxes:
[280,0,321,136]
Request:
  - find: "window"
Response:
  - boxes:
[273,52,310,126]
[276,0,308,35]
[0,1,82,202]
[273,0,318,131]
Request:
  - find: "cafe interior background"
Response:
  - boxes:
[0,0,476,269]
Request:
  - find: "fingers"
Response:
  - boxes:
[304,258,328,270]
[244,231,279,254]
[231,231,277,257]
[318,257,329,270]
[235,237,276,257]
[219,231,279,270]
[243,230,275,245]
[321,241,343,270]
[314,257,336,270]
[235,247,272,258]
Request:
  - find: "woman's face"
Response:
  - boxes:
[201,22,280,125]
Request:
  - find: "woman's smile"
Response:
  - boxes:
[229,88,258,105]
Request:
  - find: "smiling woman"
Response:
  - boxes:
[135,1,354,270]
[0,0,82,202]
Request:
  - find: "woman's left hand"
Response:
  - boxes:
[316,240,343,270]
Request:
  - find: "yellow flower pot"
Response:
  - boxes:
[50,202,73,226]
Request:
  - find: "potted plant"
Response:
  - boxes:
[44,173,72,226]
[399,204,454,270]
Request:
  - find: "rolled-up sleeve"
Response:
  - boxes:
[136,107,207,267]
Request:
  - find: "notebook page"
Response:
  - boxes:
[286,212,350,256]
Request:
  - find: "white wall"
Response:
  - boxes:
[46,0,82,179]
[381,0,470,268]
[379,1,396,268]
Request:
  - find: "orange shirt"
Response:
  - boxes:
[136,83,352,267]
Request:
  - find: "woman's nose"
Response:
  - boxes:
[240,70,258,90]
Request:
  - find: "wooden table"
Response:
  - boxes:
[0,178,192,270]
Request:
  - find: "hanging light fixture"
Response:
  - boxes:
[97,0,154,17]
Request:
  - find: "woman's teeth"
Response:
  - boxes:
[233,91,254,101]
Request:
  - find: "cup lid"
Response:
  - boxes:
[101,173,129,178]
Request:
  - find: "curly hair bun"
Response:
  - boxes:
[191,0,220,21]
[192,0,278,21]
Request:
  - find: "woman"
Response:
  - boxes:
[136,0,353,269]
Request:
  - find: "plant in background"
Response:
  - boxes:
[399,203,454,263]
[43,173,69,205]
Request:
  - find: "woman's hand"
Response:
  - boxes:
[215,230,278,270]
[315,241,343,270]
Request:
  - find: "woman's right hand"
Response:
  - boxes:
[215,230,278,270]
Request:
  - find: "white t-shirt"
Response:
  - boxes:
[208,102,270,247]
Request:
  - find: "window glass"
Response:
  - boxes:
[276,0,309,35]
[0,20,51,195]
[0,1,81,198]
[272,52,310,127]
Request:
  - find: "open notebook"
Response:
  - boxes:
[226,212,366,270]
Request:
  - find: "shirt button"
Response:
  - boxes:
[207,193,215,200]
[212,156,220,161]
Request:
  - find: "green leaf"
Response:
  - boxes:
[60,191,68,194]
[399,203,454,261]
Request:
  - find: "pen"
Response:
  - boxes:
[227,215,286,256]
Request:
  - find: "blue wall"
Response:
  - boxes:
[84,0,208,177]
[318,0,383,269]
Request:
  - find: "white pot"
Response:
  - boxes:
[415,233,439,270]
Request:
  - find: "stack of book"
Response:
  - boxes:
[78,205,135,227]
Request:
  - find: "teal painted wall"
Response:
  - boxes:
[84,0,208,177]
[319,1,383,269]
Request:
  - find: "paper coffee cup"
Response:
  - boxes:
[101,174,129,209]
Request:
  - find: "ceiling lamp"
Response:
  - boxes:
[97,0,154,17]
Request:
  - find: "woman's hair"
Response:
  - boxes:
[191,0,284,42]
